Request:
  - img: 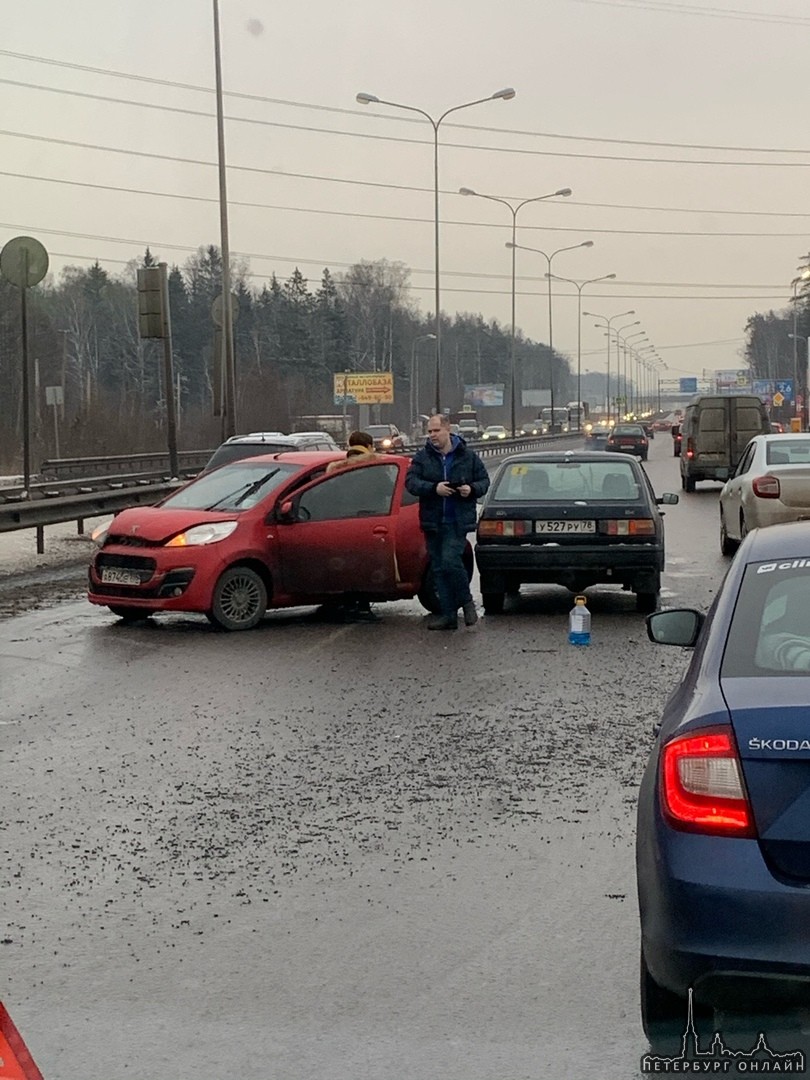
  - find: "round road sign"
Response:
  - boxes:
[211,292,240,327]
[0,236,49,288]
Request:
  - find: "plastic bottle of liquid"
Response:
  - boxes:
[568,595,591,646]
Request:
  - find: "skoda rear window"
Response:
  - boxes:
[161,462,300,512]
[722,561,810,677]
[491,461,641,501]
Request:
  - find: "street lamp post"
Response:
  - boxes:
[459,188,572,435]
[635,347,656,414]
[640,353,662,414]
[615,329,646,416]
[544,272,616,429]
[212,0,237,439]
[506,240,593,430]
[356,88,515,415]
[788,332,810,430]
[791,268,810,425]
[410,332,437,436]
[585,311,636,421]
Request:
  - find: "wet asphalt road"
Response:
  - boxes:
[0,439,730,1079]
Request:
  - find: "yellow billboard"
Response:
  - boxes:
[333,371,394,405]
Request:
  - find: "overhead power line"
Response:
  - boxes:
[3,163,810,223]
[1,221,789,301]
[1,142,809,239]
[4,47,810,157]
[570,0,810,28]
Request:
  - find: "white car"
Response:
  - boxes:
[482,425,507,441]
[719,433,810,555]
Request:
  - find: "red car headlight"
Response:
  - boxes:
[166,521,238,546]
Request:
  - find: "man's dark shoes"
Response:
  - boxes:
[353,608,381,623]
[462,601,478,627]
[427,614,458,631]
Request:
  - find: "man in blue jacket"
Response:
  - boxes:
[405,414,490,630]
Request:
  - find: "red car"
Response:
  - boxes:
[671,423,682,457]
[88,452,465,629]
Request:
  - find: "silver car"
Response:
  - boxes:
[719,433,810,554]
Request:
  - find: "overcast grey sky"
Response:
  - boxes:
[3,0,810,381]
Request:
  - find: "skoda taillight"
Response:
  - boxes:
[660,729,754,837]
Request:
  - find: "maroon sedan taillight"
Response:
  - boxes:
[752,474,780,499]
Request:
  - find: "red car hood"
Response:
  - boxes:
[107,505,237,544]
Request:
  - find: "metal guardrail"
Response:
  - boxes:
[0,480,182,554]
[469,432,577,457]
[1,433,582,555]
[0,468,201,504]
[38,449,213,480]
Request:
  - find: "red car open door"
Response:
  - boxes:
[274,462,401,597]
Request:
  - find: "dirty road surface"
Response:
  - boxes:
[1,445,725,1078]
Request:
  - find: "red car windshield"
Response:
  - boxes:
[161,461,300,512]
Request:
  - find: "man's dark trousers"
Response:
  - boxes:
[426,522,472,618]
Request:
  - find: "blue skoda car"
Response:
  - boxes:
[637,521,810,1040]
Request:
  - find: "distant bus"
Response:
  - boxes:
[566,401,590,430]
[538,407,571,433]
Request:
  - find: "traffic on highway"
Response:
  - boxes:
[6,429,810,1077]
[3,3,810,1075]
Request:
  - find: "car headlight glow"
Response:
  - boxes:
[166,521,239,547]
[498,432,506,438]
[90,518,114,547]
[382,438,392,447]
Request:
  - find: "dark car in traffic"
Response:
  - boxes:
[671,423,682,457]
[365,424,405,452]
[638,521,810,1043]
[606,423,649,460]
[474,450,678,614]
[583,424,610,450]
[88,452,470,629]
[204,431,339,471]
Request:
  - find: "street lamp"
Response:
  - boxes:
[790,267,810,426]
[356,88,516,414]
[212,0,237,438]
[615,329,646,416]
[585,311,636,420]
[788,332,810,430]
[639,347,660,414]
[459,187,572,435]
[544,272,616,428]
[639,352,662,414]
[506,240,593,429]
[410,333,437,435]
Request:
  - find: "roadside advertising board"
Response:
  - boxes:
[333,372,394,404]
[464,384,505,407]
[714,369,752,393]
